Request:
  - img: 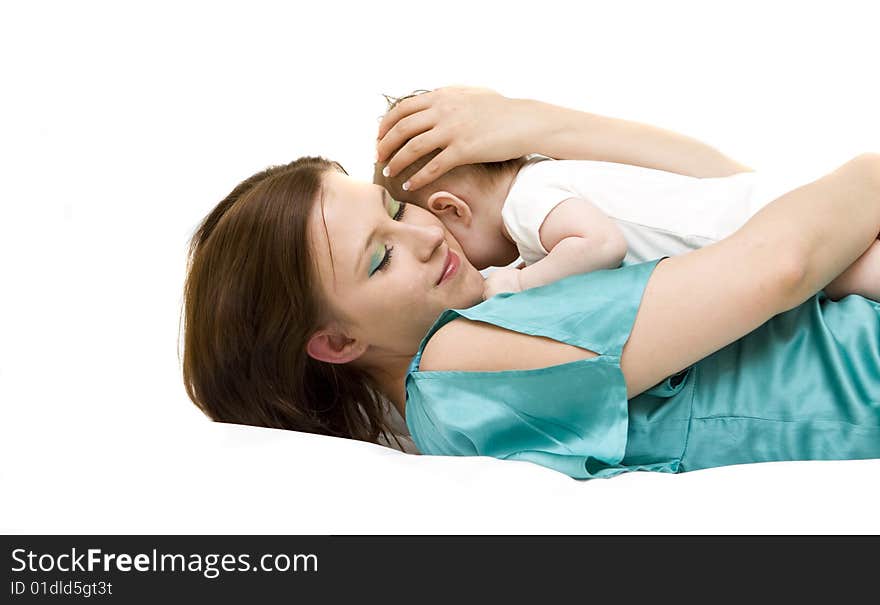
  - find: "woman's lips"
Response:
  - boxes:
[437,249,460,286]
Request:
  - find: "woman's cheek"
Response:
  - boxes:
[399,279,423,311]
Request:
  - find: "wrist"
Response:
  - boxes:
[515,266,529,291]
[523,100,597,161]
[508,99,556,152]
[505,98,545,158]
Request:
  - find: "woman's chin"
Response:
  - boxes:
[459,267,488,306]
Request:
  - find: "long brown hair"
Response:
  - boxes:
[182,157,404,448]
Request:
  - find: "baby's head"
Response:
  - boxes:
[374,151,524,269]
[373,94,524,270]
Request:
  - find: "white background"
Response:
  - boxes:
[2,0,879,533]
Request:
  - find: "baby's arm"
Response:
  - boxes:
[824,237,880,301]
[483,198,626,298]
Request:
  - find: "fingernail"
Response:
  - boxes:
[382,167,390,178]
[402,181,410,191]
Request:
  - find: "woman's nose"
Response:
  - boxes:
[408,223,445,261]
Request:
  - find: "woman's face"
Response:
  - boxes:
[308,170,485,358]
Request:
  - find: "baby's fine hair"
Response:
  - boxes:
[373,90,528,201]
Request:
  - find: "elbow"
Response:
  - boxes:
[851,152,880,193]
[568,230,627,269]
[598,230,628,269]
[777,250,809,309]
[607,230,628,267]
[737,230,807,312]
[767,238,809,311]
[776,151,880,307]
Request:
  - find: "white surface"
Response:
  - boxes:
[4,422,880,534]
[2,0,879,534]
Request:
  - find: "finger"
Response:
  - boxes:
[384,129,448,181]
[377,90,438,140]
[403,147,460,191]
[377,110,437,165]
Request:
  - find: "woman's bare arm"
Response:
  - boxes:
[376,87,751,191]
[622,154,880,395]
[526,103,753,178]
[420,154,880,397]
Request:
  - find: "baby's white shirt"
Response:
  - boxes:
[500,158,804,266]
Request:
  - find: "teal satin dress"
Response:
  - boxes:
[404,259,880,479]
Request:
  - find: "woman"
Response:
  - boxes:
[182,88,880,479]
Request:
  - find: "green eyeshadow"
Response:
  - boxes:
[368,244,385,276]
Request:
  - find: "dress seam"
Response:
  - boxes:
[691,414,880,430]
[677,365,698,469]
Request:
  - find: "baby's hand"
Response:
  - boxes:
[483,267,523,300]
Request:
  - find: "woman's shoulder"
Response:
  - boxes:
[411,259,669,378]
[418,261,666,374]
[417,315,599,374]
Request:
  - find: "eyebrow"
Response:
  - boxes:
[358,189,387,276]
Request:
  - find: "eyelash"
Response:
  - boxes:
[393,200,407,222]
[373,201,407,275]
[374,246,394,274]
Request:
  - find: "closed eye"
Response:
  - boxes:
[391,199,407,221]
[368,199,407,277]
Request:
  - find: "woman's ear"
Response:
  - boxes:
[426,191,473,227]
[306,328,368,365]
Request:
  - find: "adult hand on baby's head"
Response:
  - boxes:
[482,267,523,301]
[376,86,537,191]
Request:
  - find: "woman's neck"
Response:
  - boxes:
[358,351,412,419]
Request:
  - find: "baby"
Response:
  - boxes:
[373,120,880,303]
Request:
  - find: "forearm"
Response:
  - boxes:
[770,154,880,307]
[622,155,880,397]
[519,98,752,178]
[518,237,623,291]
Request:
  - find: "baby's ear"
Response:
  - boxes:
[426,191,472,227]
